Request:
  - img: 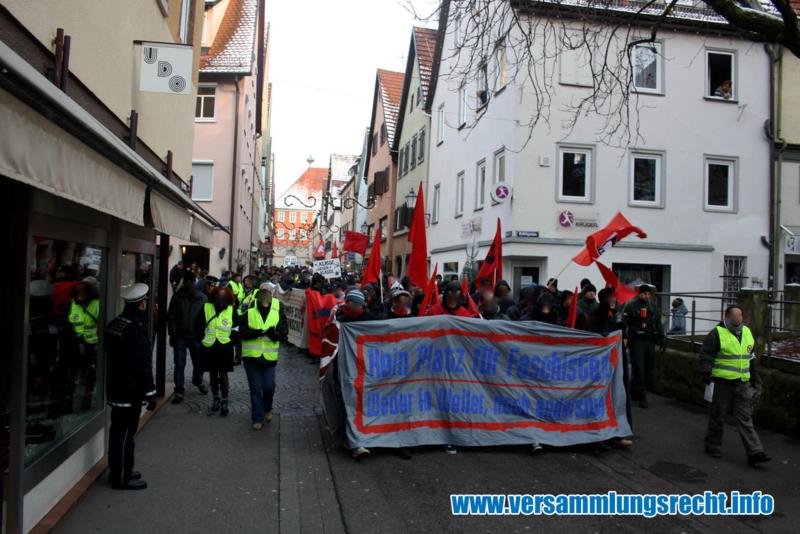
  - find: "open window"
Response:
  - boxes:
[707,50,735,100]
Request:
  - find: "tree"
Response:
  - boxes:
[410,0,797,147]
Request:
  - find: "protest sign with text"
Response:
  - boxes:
[338,316,631,448]
[313,259,342,280]
[277,288,309,349]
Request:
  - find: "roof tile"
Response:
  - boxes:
[200,0,258,74]
[276,167,329,209]
[377,69,405,148]
[414,27,438,101]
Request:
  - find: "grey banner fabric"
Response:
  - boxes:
[0,88,145,225]
[338,316,632,448]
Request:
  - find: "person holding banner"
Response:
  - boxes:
[427,282,475,318]
[237,283,288,430]
[195,287,236,417]
[386,289,414,319]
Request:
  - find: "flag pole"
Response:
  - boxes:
[553,257,573,281]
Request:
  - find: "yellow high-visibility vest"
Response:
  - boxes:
[241,300,281,362]
[712,325,755,381]
[69,299,99,345]
[201,303,234,347]
[238,289,259,316]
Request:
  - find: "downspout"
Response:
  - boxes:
[229,76,241,271]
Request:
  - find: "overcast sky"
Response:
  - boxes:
[266,0,438,195]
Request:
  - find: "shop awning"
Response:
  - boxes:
[0,88,146,225]
[190,217,214,248]
[150,191,192,240]
[0,40,226,232]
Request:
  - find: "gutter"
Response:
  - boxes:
[229,76,241,271]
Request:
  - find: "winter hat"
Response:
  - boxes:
[345,289,366,305]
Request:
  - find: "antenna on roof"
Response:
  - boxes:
[306,155,314,167]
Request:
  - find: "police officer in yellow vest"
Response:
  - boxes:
[699,304,771,466]
[236,282,287,430]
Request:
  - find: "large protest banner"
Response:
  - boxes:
[306,289,338,357]
[277,288,308,349]
[338,316,631,448]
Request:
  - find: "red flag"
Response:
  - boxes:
[360,226,382,288]
[343,231,368,256]
[596,261,637,304]
[406,182,428,289]
[475,218,503,285]
[419,263,438,316]
[462,277,481,316]
[313,239,326,259]
[305,289,338,357]
[572,212,647,266]
[566,286,579,328]
[331,241,338,260]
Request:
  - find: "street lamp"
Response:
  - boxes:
[405,188,417,209]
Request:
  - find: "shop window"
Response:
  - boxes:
[26,238,105,465]
[707,50,735,100]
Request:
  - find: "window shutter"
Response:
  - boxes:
[384,167,391,193]
[418,128,425,162]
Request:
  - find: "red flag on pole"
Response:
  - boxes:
[360,227,382,288]
[462,276,481,317]
[419,263,438,316]
[566,286,579,328]
[343,231,368,256]
[313,239,326,259]
[331,241,338,260]
[406,182,428,289]
[475,218,503,285]
[572,212,647,266]
[596,261,637,304]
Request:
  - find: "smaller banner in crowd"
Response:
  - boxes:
[337,316,631,448]
[306,289,338,357]
[277,287,309,349]
[313,259,342,280]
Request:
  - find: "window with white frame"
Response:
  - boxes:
[417,84,423,107]
[432,183,441,224]
[477,63,489,109]
[558,147,592,202]
[475,160,486,209]
[493,149,505,184]
[195,85,216,120]
[277,211,285,222]
[453,14,462,48]
[458,86,467,126]
[289,230,296,241]
[456,171,465,216]
[705,157,736,211]
[300,212,308,223]
[418,127,425,163]
[300,229,308,240]
[399,147,405,176]
[289,211,297,223]
[707,50,736,100]
[629,152,663,207]
[437,104,445,144]
[191,162,213,201]
[560,43,593,87]
[495,39,508,89]
[276,228,285,240]
[631,43,662,94]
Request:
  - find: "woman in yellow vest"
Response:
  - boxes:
[236,282,287,430]
[195,286,236,416]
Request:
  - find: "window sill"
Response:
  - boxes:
[632,89,664,97]
[457,123,467,131]
[195,118,217,123]
[437,140,444,147]
[454,213,463,219]
[191,198,212,203]
[558,82,593,89]
[474,206,484,212]
[703,205,736,214]
[703,96,739,104]
[556,197,593,205]
[628,201,664,209]
[394,229,409,237]
[494,85,508,96]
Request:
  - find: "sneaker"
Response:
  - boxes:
[252,422,264,431]
[531,442,544,454]
[171,394,184,405]
[352,447,370,459]
[705,448,722,459]
[209,397,220,413]
[747,452,772,466]
[220,399,229,417]
[266,410,273,422]
[196,383,209,395]
[397,447,412,460]
[444,445,457,455]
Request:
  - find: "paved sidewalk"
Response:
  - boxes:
[58,346,800,533]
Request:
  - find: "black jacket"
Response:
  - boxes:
[698,322,760,384]
[106,307,155,407]
[168,285,207,338]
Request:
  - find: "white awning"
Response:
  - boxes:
[150,191,191,239]
[0,88,145,225]
[190,216,214,248]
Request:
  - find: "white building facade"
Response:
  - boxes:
[427,0,772,299]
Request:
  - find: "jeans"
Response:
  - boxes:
[172,336,203,395]
[243,359,277,424]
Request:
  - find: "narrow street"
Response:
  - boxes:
[57,348,800,534]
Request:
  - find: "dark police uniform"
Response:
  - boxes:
[105,283,156,489]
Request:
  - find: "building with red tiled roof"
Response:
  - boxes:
[190,0,270,275]
[363,69,405,272]
[388,27,440,279]
[273,167,330,266]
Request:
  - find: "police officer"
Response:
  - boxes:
[105,283,156,490]
[622,284,664,408]
[699,304,771,466]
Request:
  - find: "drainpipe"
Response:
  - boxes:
[229,76,241,271]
